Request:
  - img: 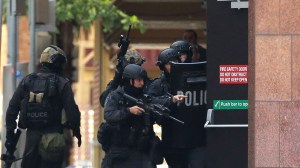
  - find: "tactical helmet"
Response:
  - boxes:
[170,40,192,62]
[40,45,67,64]
[156,48,179,70]
[123,64,147,79]
[124,50,145,65]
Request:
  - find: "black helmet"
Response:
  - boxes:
[156,48,179,70]
[40,45,67,64]
[170,40,192,62]
[123,64,147,79]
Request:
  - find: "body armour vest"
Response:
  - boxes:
[20,73,60,128]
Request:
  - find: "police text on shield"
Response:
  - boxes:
[177,90,207,106]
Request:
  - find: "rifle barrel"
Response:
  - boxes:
[169,116,184,125]
[126,25,132,40]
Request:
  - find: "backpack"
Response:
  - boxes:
[20,73,60,128]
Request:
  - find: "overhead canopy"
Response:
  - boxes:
[104,0,207,45]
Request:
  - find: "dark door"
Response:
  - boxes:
[206,1,248,168]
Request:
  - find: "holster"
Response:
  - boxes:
[97,122,118,152]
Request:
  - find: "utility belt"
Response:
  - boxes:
[27,124,64,133]
[98,122,163,164]
[112,125,156,151]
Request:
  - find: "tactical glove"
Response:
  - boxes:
[110,67,123,90]
[5,131,16,154]
[5,140,15,155]
[116,62,124,75]
[73,128,82,147]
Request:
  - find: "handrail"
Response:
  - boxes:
[204,109,248,128]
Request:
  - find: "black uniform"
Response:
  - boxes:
[147,72,182,149]
[147,73,172,106]
[148,72,206,168]
[102,86,157,168]
[99,68,122,107]
[5,67,81,168]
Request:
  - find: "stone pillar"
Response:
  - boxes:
[250,0,300,167]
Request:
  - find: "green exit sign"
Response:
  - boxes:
[213,100,248,110]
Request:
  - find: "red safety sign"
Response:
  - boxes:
[219,65,248,84]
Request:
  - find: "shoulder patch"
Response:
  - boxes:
[104,95,112,106]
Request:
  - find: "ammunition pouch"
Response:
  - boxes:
[97,122,119,152]
[127,127,138,147]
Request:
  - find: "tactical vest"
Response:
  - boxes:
[20,73,60,128]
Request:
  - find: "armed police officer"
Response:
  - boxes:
[148,48,187,107]
[148,48,206,168]
[100,49,154,107]
[4,45,81,168]
[170,40,193,63]
[101,64,160,168]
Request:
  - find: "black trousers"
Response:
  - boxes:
[101,146,156,168]
[164,147,207,168]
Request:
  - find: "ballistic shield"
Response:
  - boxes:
[168,61,207,148]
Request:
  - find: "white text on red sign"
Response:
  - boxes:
[219,65,248,84]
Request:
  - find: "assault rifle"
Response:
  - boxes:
[122,93,184,125]
[1,129,21,168]
[117,25,132,66]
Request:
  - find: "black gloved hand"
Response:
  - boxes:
[5,140,15,155]
[110,64,123,90]
[73,128,82,147]
[116,61,124,75]
[119,38,130,53]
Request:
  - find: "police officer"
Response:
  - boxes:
[102,64,158,168]
[148,48,187,107]
[170,40,192,63]
[99,49,153,107]
[147,48,185,101]
[148,48,206,168]
[5,45,81,168]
